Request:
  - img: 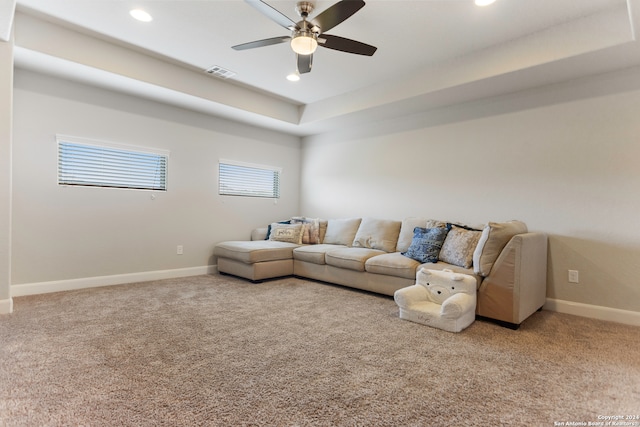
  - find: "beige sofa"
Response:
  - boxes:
[214,217,548,329]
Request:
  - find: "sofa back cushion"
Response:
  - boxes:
[396,217,447,253]
[352,217,402,253]
[323,218,362,246]
[473,220,528,276]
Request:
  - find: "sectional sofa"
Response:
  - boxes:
[213,217,548,328]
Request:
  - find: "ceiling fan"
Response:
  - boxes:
[232,0,377,74]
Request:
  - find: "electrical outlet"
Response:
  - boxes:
[177,245,183,255]
[568,270,579,283]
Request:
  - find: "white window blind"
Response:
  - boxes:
[219,159,281,198]
[57,136,168,191]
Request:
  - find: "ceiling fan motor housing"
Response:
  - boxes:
[295,2,321,35]
[296,1,315,18]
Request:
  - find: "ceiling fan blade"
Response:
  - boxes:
[245,0,298,30]
[319,34,377,56]
[297,54,313,74]
[312,0,365,33]
[232,36,291,51]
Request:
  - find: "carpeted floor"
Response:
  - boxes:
[0,274,638,426]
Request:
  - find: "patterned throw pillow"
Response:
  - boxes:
[401,226,450,263]
[290,217,321,244]
[438,225,482,268]
[268,223,303,244]
[265,220,291,240]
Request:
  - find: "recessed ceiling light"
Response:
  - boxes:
[286,72,300,82]
[130,9,153,22]
[475,0,496,6]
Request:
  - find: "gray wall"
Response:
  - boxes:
[300,67,640,314]
[11,70,301,285]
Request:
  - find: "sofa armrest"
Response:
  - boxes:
[394,284,429,309]
[477,232,547,325]
[251,227,268,241]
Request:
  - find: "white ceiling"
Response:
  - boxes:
[11,0,640,135]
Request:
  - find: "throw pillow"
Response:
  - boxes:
[290,217,321,244]
[473,220,528,276]
[396,217,447,253]
[265,220,291,240]
[318,220,328,243]
[438,224,482,269]
[268,223,303,244]
[401,226,450,263]
[323,218,362,246]
[352,217,402,253]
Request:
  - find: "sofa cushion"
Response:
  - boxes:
[365,252,421,279]
[473,220,528,276]
[402,226,450,263]
[438,225,482,268]
[325,247,385,272]
[323,218,362,246]
[214,240,299,263]
[269,223,304,244]
[293,244,347,265]
[396,218,447,253]
[352,217,402,253]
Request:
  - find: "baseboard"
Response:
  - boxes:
[544,298,640,327]
[10,265,218,297]
[0,297,13,314]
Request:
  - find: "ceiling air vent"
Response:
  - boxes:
[205,65,236,79]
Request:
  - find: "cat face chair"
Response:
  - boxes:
[394,268,477,332]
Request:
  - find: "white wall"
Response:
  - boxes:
[11,70,300,287]
[0,33,12,313]
[11,62,640,320]
[301,67,640,315]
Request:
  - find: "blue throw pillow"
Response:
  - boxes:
[402,226,451,263]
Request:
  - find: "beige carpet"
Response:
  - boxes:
[1,274,638,426]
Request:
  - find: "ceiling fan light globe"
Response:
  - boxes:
[291,34,318,55]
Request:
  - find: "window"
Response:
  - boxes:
[218,159,281,198]
[57,136,168,191]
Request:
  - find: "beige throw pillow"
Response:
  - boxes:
[352,217,402,253]
[290,217,321,244]
[473,220,528,276]
[438,225,482,269]
[268,223,303,244]
[318,220,328,243]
